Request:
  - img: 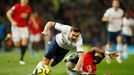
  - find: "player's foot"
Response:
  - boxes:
[106,59,111,64]
[116,57,122,64]
[19,60,26,65]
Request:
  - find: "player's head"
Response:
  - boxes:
[20,0,29,6]
[93,52,105,64]
[69,25,81,42]
[112,0,120,8]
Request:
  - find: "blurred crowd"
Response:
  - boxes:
[0,0,134,51]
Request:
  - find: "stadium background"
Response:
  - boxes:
[0,0,134,53]
[0,0,134,75]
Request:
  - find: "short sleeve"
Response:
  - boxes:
[11,4,18,12]
[54,22,71,32]
[104,9,110,17]
[76,35,83,53]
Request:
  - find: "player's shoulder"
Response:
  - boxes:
[106,8,113,11]
[118,8,124,12]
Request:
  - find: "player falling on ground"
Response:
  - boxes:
[64,47,118,75]
[32,21,84,75]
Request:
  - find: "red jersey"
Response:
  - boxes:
[11,4,32,27]
[82,52,96,73]
[28,17,43,34]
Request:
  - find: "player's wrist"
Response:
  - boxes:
[71,69,79,73]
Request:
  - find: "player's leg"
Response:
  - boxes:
[32,58,51,75]
[32,37,69,75]
[32,36,59,74]
[11,26,21,47]
[116,35,123,63]
[50,48,69,67]
[30,34,40,57]
[105,32,113,64]
[20,38,28,64]
[19,27,29,65]
[122,35,131,60]
[65,61,75,74]
[11,26,24,64]
[32,49,52,74]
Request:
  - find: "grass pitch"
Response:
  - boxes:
[0,49,134,75]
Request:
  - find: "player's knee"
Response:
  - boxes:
[14,42,21,47]
[21,38,29,45]
[51,61,58,67]
[116,36,122,44]
[66,62,74,71]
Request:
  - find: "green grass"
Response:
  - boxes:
[97,55,134,75]
[0,49,134,75]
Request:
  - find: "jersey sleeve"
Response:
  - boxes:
[129,18,134,25]
[11,4,18,12]
[54,22,71,32]
[104,9,110,17]
[76,35,84,53]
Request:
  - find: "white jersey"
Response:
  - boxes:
[122,17,134,36]
[104,8,124,32]
[54,23,83,52]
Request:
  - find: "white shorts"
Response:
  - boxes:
[11,26,29,42]
[29,33,41,42]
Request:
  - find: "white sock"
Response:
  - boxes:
[33,62,43,74]
[116,44,123,52]
[122,44,128,60]
[106,44,111,51]
[123,44,128,53]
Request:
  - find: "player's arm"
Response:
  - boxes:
[42,21,55,35]
[73,52,84,71]
[87,65,92,73]
[102,16,109,22]
[102,9,112,22]
[30,13,39,29]
[90,47,106,54]
[6,7,17,26]
[72,37,84,71]
[90,47,118,57]
[86,65,96,75]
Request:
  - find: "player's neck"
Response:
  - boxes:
[21,3,27,6]
[113,7,119,11]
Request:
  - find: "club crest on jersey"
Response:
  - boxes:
[20,13,28,18]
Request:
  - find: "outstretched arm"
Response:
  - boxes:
[42,21,55,35]
[90,47,118,58]
[73,52,84,71]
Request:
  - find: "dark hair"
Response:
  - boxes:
[71,25,81,32]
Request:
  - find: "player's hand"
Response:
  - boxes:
[41,31,48,36]
[109,51,119,59]
[11,20,17,26]
[87,65,92,73]
[33,24,39,29]
[70,69,79,75]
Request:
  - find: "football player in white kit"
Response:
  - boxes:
[102,0,124,64]
[122,12,134,60]
[32,21,84,75]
